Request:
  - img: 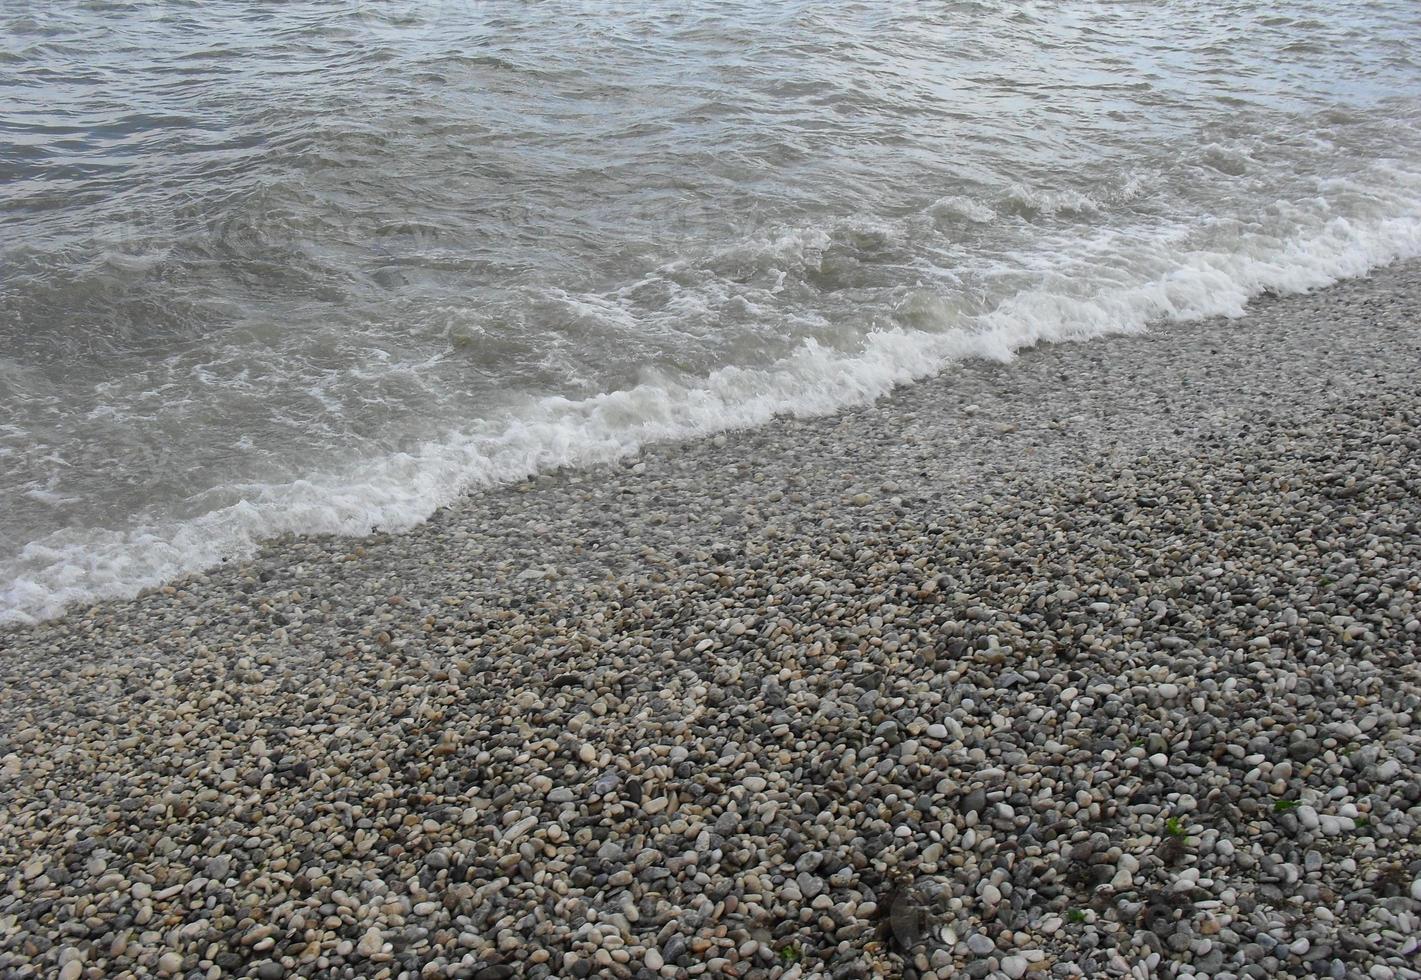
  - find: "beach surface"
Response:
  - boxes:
[2,263,1420,979]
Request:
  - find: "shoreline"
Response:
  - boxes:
[1,263,1420,978]
[7,256,1420,645]
[5,243,1421,634]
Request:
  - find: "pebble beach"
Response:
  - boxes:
[2,263,1420,979]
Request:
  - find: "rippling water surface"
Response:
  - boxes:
[4,1,1421,621]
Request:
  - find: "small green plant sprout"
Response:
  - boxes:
[1273,798,1300,813]
[1067,909,1087,923]
[1164,816,1185,838]
[778,942,802,964]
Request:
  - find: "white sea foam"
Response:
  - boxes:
[4,180,1421,625]
[929,195,999,225]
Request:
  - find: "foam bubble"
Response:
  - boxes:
[4,170,1421,625]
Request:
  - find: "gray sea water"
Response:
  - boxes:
[4,1,1421,623]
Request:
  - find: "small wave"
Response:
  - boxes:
[996,183,1103,219]
[4,176,1420,625]
[928,194,997,225]
[1198,142,1253,177]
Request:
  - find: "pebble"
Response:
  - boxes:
[0,270,1419,980]
[357,928,384,957]
[967,934,996,956]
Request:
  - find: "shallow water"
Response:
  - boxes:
[4,0,1421,623]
